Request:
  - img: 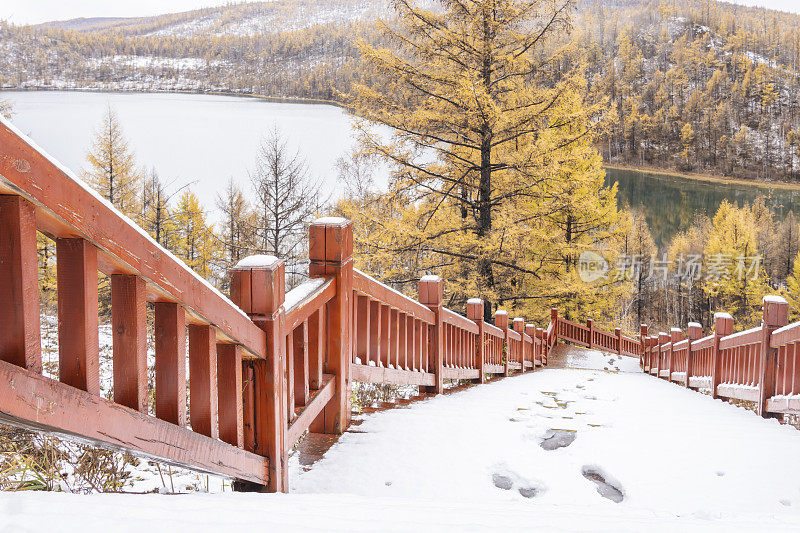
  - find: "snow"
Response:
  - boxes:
[495,310,508,316]
[314,216,349,225]
[419,275,440,282]
[466,298,483,304]
[764,295,788,304]
[714,312,733,320]
[688,322,701,328]
[670,327,682,333]
[235,254,280,268]
[5,348,800,530]
[0,114,250,321]
[283,278,327,311]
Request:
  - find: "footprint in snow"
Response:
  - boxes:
[540,429,577,450]
[491,468,545,498]
[582,466,624,503]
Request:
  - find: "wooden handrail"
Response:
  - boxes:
[0,117,267,359]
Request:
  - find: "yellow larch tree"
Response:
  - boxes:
[344,0,623,323]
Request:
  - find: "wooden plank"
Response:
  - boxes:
[111,274,147,412]
[356,295,369,365]
[56,238,99,393]
[0,358,267,484]
[217,343,244,448]
[484,363,505,374]
[0,195,41,372]
[286,375,335,447]
[442,367,480,380]
[716,383,760,402]
[351,363,436,387]
[284,278,335,331]
[719,327,763,350]
[154,302,186,426]
[189,324,219,439]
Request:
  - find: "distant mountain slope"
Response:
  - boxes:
[35,1,386,37]
[2,0,800,181]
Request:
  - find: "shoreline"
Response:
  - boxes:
[1,86,345,109]
[604,163,800,192]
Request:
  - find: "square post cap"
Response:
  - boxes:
[466,298,484,321]
[763,295,789,327]
[494,310,509,329]
[229,255,285,315]
[418,275,443,306]
[714,312,734,336]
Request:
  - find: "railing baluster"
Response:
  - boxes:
[217,343,243,448]
[188,324,219,439]
[111,274,148,412]
[369,300,380,367]
[56,238,99,393]
[309,308,324,389]
[0,195,41,372]
[293,320,309,407]
[356,295,369,366]
[154,302,186,425]
[285,334,295,419]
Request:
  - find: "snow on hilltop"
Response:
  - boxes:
[35,1,389,38]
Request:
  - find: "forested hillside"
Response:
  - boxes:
[2,0,800,180]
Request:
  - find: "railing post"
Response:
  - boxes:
[495,310,510,376]
[309,218,354,434]
[230,255,286,493]
[587,318,594,349]
[0,195,41,373]
[419,275,444,393]
[513,318,525,373]
[550,308,559,352]
[669,328,682,382]
[758,296,789,418]
[639,324,648,368]
[711,312,733,399]
[657,332,668,379]
[466,298,485,383]
[685,322,702,388]
[615,327,622,355]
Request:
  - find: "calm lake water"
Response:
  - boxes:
[606,168,800,247]
[3,91,796,243]
[2,90,387,221]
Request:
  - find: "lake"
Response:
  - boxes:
[606,168,800,247]
[1,90,386,221]
[3,90,797,245]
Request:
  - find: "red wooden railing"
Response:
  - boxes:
[5,114,795,496]
[640,296,800,420]
[0,117,570,493]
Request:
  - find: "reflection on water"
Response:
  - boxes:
[605,168,800,248]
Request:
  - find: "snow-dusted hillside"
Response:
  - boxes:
[38,1,388,38]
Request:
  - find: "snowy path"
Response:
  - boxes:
[4,347,800,531]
